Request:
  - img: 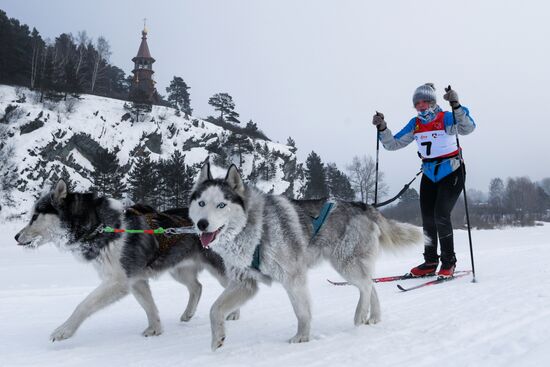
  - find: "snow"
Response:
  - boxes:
[2,219,550,367]
[67,149,94,171]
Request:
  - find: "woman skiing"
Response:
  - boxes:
[372,83,475,277]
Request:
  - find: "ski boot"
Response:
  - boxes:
[438,258,457,278]
[410,261,439,277]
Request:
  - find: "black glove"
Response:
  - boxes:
[444,85,460,109]
[372,111,387,131]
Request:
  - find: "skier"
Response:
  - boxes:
[372,83,475,277]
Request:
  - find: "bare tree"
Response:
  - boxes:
[30,28,43,89]
[91,36,111,93]
[504,177,542,213]
[75,31,88,81]
[346,155,388,203]
[488,177,505,209]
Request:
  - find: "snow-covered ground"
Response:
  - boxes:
[1,219,549,367]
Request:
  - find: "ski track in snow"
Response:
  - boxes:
[1,220,550,367]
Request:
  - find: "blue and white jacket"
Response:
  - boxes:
[378,106,476,182]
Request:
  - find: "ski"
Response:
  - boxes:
[327,270,471,286]
[396,270,472,292]
[327,274,413,286]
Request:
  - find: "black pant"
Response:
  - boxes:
[420,166,465,265]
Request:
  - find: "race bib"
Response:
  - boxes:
[414,129,458,158]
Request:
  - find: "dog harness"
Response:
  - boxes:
[250,201,334,271]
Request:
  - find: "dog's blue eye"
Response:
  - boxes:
[217,203,226,209]
[198,201,206,207]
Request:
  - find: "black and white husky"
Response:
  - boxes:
[15,180,236,342]
[189,163,423,350]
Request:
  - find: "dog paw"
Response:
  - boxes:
[355,312,380,326]
[367,315,381,325]
[288,334,310,343]
[226,310,240,321]
[180,311,194,322]
[50,324,76,342]
[211,335,226,351]
[142,324,163,337]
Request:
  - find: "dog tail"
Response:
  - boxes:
[377,216,423,250]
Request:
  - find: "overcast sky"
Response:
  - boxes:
[2,0,549,195]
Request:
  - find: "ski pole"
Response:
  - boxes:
[446,85,476,283]
[374,112,381,205]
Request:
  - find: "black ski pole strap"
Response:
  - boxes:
[371,170,422,208]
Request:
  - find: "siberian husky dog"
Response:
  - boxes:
[15,180,237,342]
[189,163,423,350]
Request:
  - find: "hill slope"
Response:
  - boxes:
[0,85,302,216]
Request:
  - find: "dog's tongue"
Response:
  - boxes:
[200,232,216,248]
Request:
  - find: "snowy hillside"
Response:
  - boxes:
[1,220,550,366]
[0,85,301,217]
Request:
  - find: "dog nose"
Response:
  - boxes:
[15,233,20,242]
[197,219,209,231]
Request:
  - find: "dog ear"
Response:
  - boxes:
[51,179,68,206]
[225,164,245,195]
[195,158,213,187]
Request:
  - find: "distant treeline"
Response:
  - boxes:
[0,10,130,101]
[383,176,550,228]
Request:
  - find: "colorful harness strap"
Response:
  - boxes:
[311,202,334,238]
[250,202,334,271]
[101,226,167,235]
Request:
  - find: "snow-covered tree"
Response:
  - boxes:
[0,124,18,207]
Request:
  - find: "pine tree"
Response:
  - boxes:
[163,150,196,207]
[248,157,259,183]
[208,93,238,122]
[166,76,192,117]
[245,120,258,132]
[91,150,126,198]
[326,163,354,201]
[0,10,35,87]
[287,136,297,154]
[400,188,420,204]
[127,151,155,204]
[226,110,240,124]
[302,151,329,200]
[227,132,251,169]
[150,158,167,210]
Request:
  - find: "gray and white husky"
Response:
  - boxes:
[189,163,423,350]
[15,179,236,342]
